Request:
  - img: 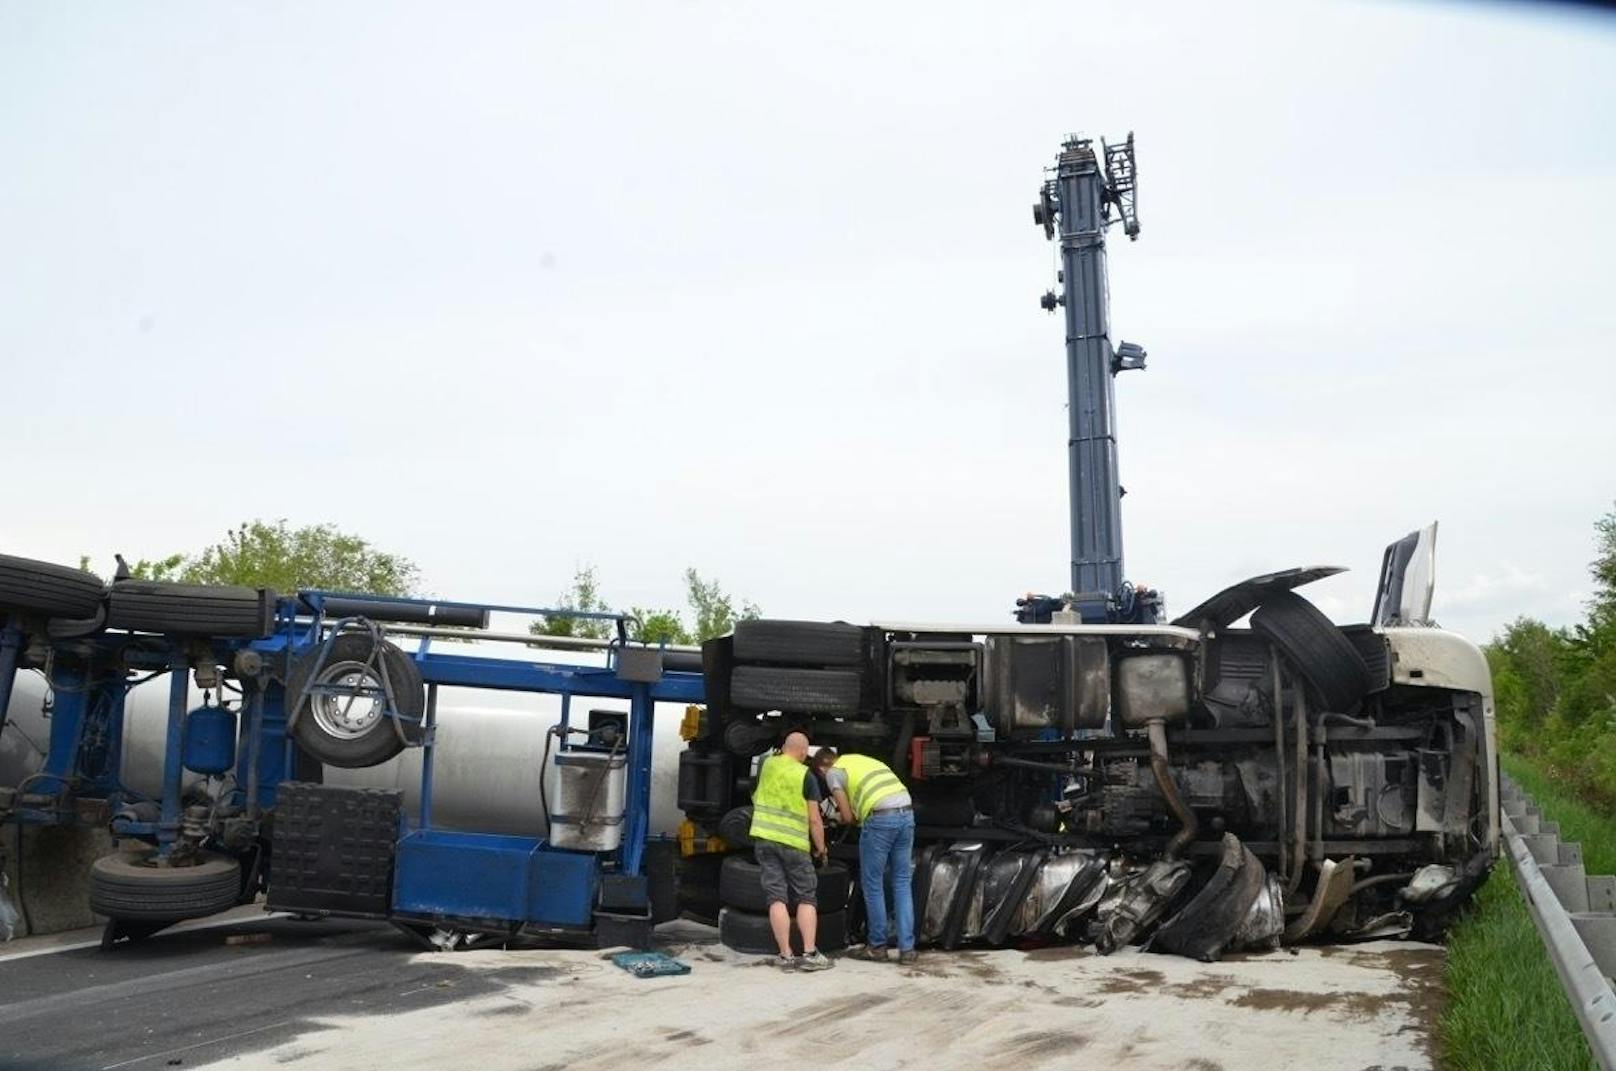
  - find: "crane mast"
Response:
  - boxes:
[1027,132,1158,624]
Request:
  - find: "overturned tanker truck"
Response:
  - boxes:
[674,133,1498,960]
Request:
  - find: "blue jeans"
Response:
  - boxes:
[859,809,915,951]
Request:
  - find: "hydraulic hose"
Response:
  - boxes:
[992,755,1078,774]
[1147,719,1197,859]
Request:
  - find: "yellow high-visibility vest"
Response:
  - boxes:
[749,753,811,851]
[834,753,907,822]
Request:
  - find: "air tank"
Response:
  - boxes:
[1,645,692,838]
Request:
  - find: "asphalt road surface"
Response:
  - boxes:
[0,914,1444,1071]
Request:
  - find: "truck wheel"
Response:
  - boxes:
[1250,592,1369,712]
[106,581,275,638]
[287,634,425,768]
[717,806,756,849]
[719,855,850,913]
[678,853,725,925]
[733,620,865,667]
[731,666,860,716]
[1339,625,1391,693]
[718,906,848,954]
[0,554,105,620]
[88,850,241,921]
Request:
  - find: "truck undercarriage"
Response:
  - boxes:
[678,569,1498,960]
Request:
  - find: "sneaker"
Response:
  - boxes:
[898,949,919,966]
[850,944,890,963]
[776,954,796,970]
[796,949,835,972]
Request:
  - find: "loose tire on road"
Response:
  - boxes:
[106,581,275,638]
[731,666,861,716]
[719,855,850,914]
[718,906,848,955]
[0,554,105,621]
[1250,592,1370,712]
[287,633,426,768]
[733,620,865,668]
[88,850,242,921]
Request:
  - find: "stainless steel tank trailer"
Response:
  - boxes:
[0,569,704,948]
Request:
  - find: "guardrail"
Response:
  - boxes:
[1500,774,1616,1071]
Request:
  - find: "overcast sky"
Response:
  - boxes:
[2,1,1612,642]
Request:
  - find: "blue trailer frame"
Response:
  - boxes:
[0,590,707,946]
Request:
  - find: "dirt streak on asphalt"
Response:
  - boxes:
[189,924,1441,1071]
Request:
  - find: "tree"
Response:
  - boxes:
[530,564,759,646]
[630,609,692,645]
[96,520,419,595]
[538,566,612,640]
[1593,503,1616,613]
[685,568,760,642]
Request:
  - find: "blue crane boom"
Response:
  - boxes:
[1029,132,1159,624]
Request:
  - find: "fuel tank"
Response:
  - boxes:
[1,648,692,837]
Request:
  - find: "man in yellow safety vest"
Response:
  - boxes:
[812,748,917,964]
[748,731,834,971]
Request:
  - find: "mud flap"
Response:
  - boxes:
[1151,834,1268,962]
[1284,856,1356,942]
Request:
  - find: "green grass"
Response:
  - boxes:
[1502,753,1616,875]
[1441,869,1595,1070]
[1439,750,1609,1070]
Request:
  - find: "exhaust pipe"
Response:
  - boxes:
[1147,719,1197,858]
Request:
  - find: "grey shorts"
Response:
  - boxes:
[754,841,818,906]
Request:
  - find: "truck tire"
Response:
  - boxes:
[106,581,275,638]
[718,806,757,849]
[678,853,725,925]
[719,855,850,913]
[287,633,426,768]
[88,850,242,921]
[731,666,860,716]
[0,554,105,620]
[718,906,848,955]
[733,620,865,667]
[1339,625,1391,693]
[1250,591,1370,713]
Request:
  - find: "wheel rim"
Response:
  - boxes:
[308,660,387,739]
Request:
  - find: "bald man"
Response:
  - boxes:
[747,731,833,971]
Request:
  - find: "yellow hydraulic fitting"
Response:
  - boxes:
[679,705,704,742]
[677,820,728,856]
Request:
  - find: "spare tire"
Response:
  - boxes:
[720,854,850,913]
[718,906,848,955]
[0,554,105,620]
[1250,591,1370,712]
[287,633,426,768]
[88,849,241,921]
[731,666,860,716]
[1340,625,1391,693]
[107,581,275,638]
[733,620,865,667]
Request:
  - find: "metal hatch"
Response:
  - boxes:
[1171,566,1346,630]
[1372,522,1438,627]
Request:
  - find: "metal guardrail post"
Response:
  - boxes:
[1502,781,1616,1070]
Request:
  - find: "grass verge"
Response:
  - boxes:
[1502,752,1616,875]
[1439,750,1605,1070]
[1441,868,1594,1070]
